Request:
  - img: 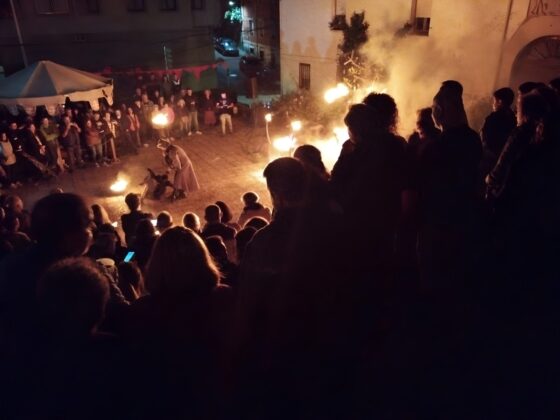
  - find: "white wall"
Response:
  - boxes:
[280,0,341,94]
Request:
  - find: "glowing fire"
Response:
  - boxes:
[110,179,128,193]
[333,126,349,143]
[151,113,169,127]
[273,136,296,152]
[264,113,272,123]
[324,83,350,104]
[290,120,302,132]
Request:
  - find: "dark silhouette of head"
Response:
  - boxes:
[245,216,269,230]
[235,226,257,262]
[263,157,307,210]
[125,193,141,211]
[344,103,373,145]
[135,218,156,241]
[117,261,144,301]
[242,192,259,206]
[156,211,173,232]
[146,226,220,295]
[518,81,545,96]
[215,201,233,224]
[362,92,399,134]
[493,87,515,110]
[182,212,201,232]
[205,235,229,262]
[549,77,560,95]
[204,204,222,224]
[518,91,550,125]
[31,193,93,257]
[293,144,329,179]
[415,107,438,138]
[37,257,109,337]
[432,80,468,129]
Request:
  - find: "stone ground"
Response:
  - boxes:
[14,120,277,231]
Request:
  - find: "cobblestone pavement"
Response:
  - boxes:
[14,120,277,231]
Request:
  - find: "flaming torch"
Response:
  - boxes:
[324,83,350,104]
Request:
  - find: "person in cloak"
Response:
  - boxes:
[156,139,199,201]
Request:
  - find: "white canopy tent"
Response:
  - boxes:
[0,60,113,114]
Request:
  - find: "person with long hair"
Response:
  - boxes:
[125,226,232,418]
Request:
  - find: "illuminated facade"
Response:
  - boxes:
[240,0,279,66]
[280,0,560,97]
[0,0,221,74]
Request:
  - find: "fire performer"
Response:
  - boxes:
[156,139,199,201]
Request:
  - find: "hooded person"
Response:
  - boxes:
[156,139,199,201]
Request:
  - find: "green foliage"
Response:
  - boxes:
[225,6,242,23]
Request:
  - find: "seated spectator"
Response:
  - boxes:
[130,219,158,272]
[3,194,31,235]
[244,216,269,231]
[156,210,173,233]
[124,227,233,418]
[118,261,144,302]
[205,235,239,290]
[182,211,202,235]
[0,213,32,253]
[121,193,152,246]
[237,192,271,228]
[201,204,236,241]
[216,200,240,230]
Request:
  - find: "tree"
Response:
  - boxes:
[330,11,386,89]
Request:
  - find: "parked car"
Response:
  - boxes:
[239,55,263,77]
[215,38,239,57]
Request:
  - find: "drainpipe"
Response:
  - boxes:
[494,0,514,89]
[410,0,417,25]
[9,0,28,67]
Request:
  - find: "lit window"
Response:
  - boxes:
[191,0,205,10]
[299,63,311,90]
[35,0,70,15]
[127,0,145,12]
[160,0,177,11]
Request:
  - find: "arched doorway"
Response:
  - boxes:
[510,36,560,88]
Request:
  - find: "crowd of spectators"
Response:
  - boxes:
[0,74,236,187]
[1,78,560,419]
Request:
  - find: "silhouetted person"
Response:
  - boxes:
[331,95,407,276]
[130,218,157,272]
[237,192,271,228]
[121,193,152,246]
[182,211,202,235]
[205,235,239,290]
[416,80,482,291]
[124,227,232,418]
[480,87,517,176]
[156,210,173,233]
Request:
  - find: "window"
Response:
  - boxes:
[35,0,70,15]
[299,63,311,90]
[160,0,176,11]
[127,0,145,12]
[330,0,346,30]
[191,0,204,10]
[74,0,100,14]
[249,19,254,35]
[410,0,432,35]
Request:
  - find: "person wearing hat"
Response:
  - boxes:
[157,139,199,201]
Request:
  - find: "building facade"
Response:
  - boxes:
[0,0,221,75]
[280,0,560,101]
[240,0,280,67]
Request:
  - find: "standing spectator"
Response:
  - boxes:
[131,99,147,146]
[60,116,83,172]
[126,107,141,150]
[416,80,482,289]
[121,192,152,246]
[216,92,234,135]
[84,120,103,166]
[175,99,189,137]
[185,88,201,135]
[7,121,31,181]
[201,89,216,126]
[102,112,118,162]
[38,117,61,172]
[140,93,155,144]
[22,123,48,180]
[480,87,517,176]
[0,131,20,188]
[201,204,236,241]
